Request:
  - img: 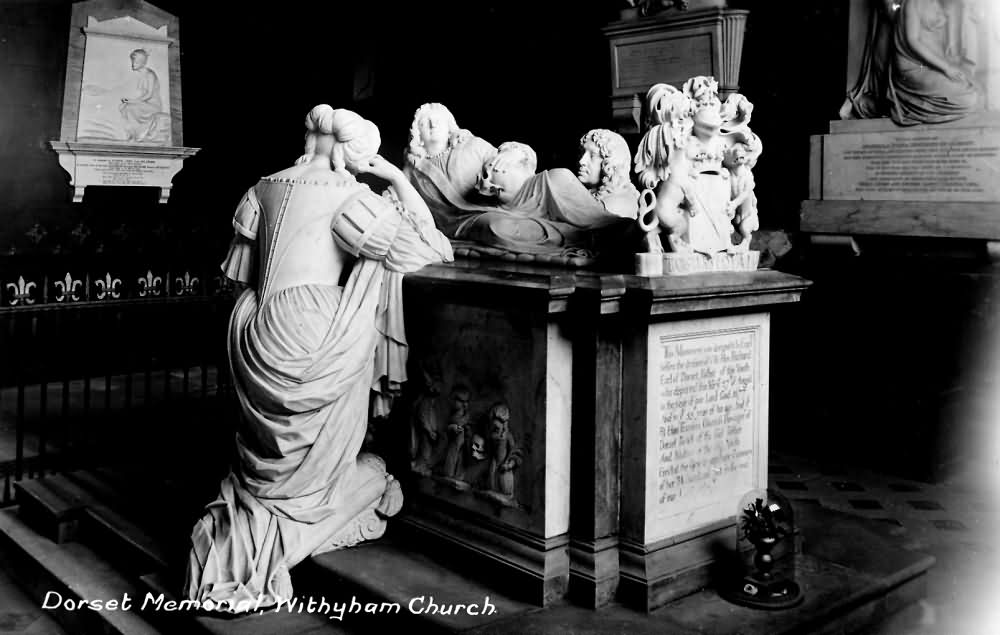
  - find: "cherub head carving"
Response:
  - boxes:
[406,103,466,166]
[577,129,633,199]
[476,142,537,205]
[722,132,763,171]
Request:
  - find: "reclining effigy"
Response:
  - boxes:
[403,103,640,266]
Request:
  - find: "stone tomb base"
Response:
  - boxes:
[395,264,575,606]
[393,262,810,611]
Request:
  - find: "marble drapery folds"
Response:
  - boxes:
[184,176,452,610]
[406,136,635,258]
[843,0,979,126]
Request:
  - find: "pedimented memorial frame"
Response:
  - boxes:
[49,0,199,204]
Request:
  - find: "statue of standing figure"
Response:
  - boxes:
[633,77,762,263]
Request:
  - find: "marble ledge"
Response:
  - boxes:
[405,261,810,316]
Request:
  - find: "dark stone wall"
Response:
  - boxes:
[0,0,845,259]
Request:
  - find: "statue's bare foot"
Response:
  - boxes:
[376,475,403,518]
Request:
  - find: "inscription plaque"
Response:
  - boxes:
[614,33,713,93]
[823,128,1000,202]
[77,156,176,187]
[644,313,769,542]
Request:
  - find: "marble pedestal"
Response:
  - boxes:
[801,113,1000,245]
[397,261,809,610]
[617,271,808,612]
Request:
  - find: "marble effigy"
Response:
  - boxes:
[404,104,641,266]
[183,105,452,612]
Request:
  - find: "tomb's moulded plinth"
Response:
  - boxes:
[663,250,760,275]
[802,113,1000,241]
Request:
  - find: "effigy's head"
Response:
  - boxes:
[578,128,632,192]
[407,103,460,163]
[297,105,380,171]
[476,141,537,205]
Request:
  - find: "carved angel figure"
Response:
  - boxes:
[633,77,759,256]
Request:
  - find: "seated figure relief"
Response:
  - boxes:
[404,103,640,265]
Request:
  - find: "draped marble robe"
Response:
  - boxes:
[407,135,637,257]
[184,172,452,611]
[843,0,979,125]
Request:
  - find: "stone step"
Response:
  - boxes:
[0,507,161,635]
[299,537,542,633]
[138,572,355,635]
[15,472,172,577]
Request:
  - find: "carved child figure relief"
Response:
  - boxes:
[485,402,523,504]
[410,363,443,476]
[440,384,472,484]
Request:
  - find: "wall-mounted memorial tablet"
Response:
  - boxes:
[602,0,748,135]
[48,0,199,204]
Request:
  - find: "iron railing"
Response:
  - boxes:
[0,262,238,504]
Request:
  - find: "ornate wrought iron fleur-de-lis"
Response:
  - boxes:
[5,276,37,306]
[137,270,163,297]
[212,274,235,295]
[174,271,200,296]
[53,272,84,302]
[94,273,122,300]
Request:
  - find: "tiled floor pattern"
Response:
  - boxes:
[0,452,997,634]
[768,452,1000,635]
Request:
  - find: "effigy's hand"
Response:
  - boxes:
[355,155,405,183]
